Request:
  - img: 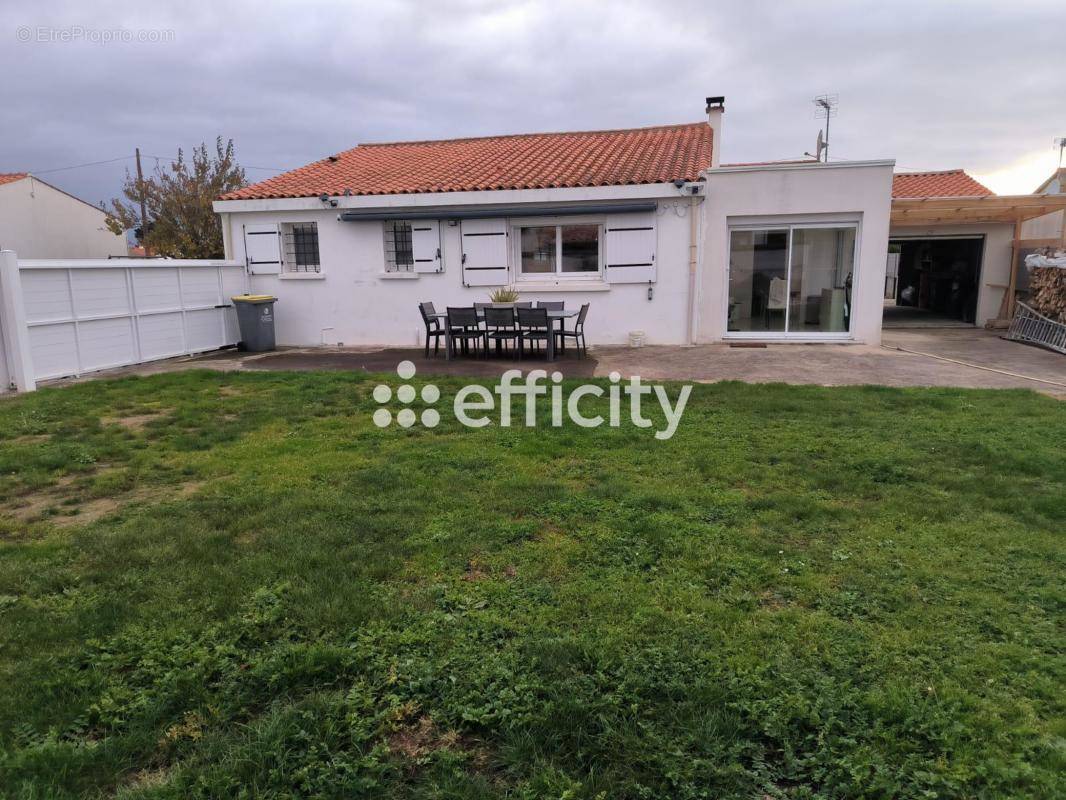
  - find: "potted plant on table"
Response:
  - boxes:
[488,287,520,307]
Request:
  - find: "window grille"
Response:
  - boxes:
[384,220,414,271]
[282,222,320,272]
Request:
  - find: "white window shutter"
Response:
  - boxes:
[243,224,282,274]
[604,213,657,284]
[460,219,509,286]
[411,220,443,273]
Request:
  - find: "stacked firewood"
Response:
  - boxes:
[1027,266,1066,323]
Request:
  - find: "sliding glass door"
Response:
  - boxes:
[727,229,789,332]
[728,224,857,336]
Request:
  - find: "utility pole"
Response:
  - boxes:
[135,147,150,256]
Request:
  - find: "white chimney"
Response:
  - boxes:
[706,96,724,168]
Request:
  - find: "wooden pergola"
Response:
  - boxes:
[891,193,1066,228]
[891,193,1066,322]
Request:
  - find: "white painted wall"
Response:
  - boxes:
[699,161,895,345]
[0,177,126,259]
[219,188,697,346]
[888,222,1014,326]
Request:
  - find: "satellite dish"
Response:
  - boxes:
[804,129,828,163]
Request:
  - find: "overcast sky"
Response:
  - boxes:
[2,0,1064,207]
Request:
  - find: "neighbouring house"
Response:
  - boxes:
[888,169,1066,327]
[0,173,126,259]
[213,98,896,347]
[1020,167,1066,245]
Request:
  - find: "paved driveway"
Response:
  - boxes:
[590,329,1066,397]
[45,329,1066,398]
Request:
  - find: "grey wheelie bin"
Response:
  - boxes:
[231,295,277,352]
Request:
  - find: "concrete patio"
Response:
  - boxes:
[49,328,1066,399]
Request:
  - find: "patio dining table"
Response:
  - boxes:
[431,309,578,361]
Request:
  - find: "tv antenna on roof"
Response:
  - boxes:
[811,94,838,162]
[1056,137,1066,168]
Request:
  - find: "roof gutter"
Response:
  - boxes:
[710,159,895,175]
[337,201,657,222]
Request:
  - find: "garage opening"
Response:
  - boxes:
[883,236,983,328]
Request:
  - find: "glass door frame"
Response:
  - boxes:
[723,220,861,341]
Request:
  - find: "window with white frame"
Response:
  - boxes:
[384,220,415,271]
[517,223,601,279]
[281,222,320,273]
[727,223,857,336]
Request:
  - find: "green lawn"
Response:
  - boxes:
[0,370,1063,799]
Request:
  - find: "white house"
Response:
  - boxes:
[1021,168,1065,243]
[0,173,126,259]
[213,98,896,348]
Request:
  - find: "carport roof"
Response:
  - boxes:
[891,193,1066,226]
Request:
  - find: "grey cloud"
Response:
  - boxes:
[2,0,1063,206]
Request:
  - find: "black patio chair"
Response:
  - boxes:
[514,301,533,309]
[535,301,567,351]
[446,307,487,357]
[517,306,551,358]
[555,302,590,358]
[418,301,446,358]
[473,302,493,320]
[484,307,522,358]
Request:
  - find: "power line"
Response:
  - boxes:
[23,153,289,177]
[143,154,288,172]
[28,155,136,174]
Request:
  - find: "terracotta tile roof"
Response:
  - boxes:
[220,123,713,200]
[0,172,28,187]
[892,169,993,198]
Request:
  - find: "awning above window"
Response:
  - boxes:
[338,202,657,223]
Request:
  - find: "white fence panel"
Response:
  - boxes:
[13,258,244,384]
[21,269,73,322]
[137,312,186,360]
[72,268,130,317]
[26,323,78,379]
[133,267,181,311]
[79,317,137,372]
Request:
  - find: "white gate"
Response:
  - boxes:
[0,251,244,389]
